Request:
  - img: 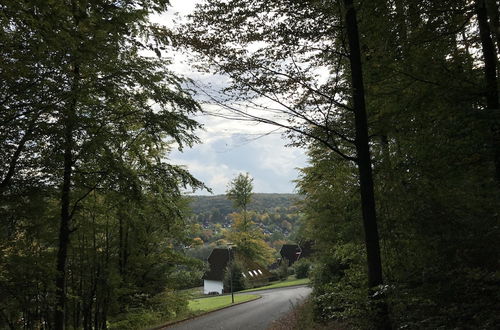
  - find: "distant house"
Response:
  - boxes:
[279,241,314,266]
[203,248,230,294]
[298,240,314,259]
[280,244,302,266]
[203,248,272,294]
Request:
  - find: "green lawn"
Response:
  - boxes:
[240,277,310,292]
[181,286,204,299]
[188,294,260,313]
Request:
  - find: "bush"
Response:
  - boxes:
[108,289,189,330]
[277,260,289,281]
[294,259,311,279]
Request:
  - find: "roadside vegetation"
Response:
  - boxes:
[2,0,499,329]
[240,278,310,293]
[188,294,260,313]
[182,0,500,329]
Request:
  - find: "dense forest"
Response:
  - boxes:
[1,0,500,329]
[182,0,500,329]
[188,193,301,219]
[0,1,204,329]
[185,193,303,260]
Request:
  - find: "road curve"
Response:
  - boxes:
[164,285,312,330]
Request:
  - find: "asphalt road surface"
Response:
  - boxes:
[165,285,312,330]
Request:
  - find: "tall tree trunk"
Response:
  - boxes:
[486,0,500,56]
[476,0,500,184]
[54,64,80,330]
[343,0,384,291]
[343,0,391,329]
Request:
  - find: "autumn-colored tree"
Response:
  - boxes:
[224,212,274,265]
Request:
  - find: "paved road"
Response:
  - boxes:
[165,285,312,330]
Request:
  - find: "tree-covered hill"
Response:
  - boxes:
[187,193,303,222]
[185,193,304,254]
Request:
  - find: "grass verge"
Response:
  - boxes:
[188,294,260,313]
[240,278,310,292]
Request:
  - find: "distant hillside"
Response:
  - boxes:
[184,193,304,252]
[187,193,303,217]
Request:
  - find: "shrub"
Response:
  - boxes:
[294,259,311,279]
[108,289,189,330]
[277,260,289,281]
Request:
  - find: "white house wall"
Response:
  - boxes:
[204,280,223,294]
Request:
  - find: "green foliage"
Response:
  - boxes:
[224,212,275,265]
[185,194,303,262]
[188,193,302,216]
[223,260,249,292]
[275,261,290,281]
[294,259,312,279]
[108,290,189,330]
[226,172,254,212]
[0,0,206,328]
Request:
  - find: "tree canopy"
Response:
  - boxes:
[180,0,500,328]
[1,0,205,328]
[226,172,254,212]
[2,0,500,329]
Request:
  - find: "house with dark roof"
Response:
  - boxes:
[279,241,315,266]
[298,240,314,259]
[203,247,272,294]
[280,244,302,266]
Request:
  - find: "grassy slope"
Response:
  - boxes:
[188,294,260,313]
[240,278,310,293]
[155,279,310,328]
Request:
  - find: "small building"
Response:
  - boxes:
[280,244,302,266]
[203,248,229,294]
[279,241,315,266]
[203,248,272,294]
[298,240,314,259]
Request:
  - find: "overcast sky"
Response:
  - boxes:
[159,0,308,195]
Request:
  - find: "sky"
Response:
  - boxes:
[158,0,308,195]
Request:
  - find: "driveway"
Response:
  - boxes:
[164,285,312,330]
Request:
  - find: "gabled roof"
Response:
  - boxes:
[203,248,272,282]
[239,255,273,281]
[280,244,302,266]
[298,240,314,259]
[203,248,232,281]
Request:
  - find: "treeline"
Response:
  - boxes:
[182,0,500,329]
[188,193,302,223]
[1,1,203,329]
[185,194,302,251]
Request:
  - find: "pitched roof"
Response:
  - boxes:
[280,244,302,266]
[298,240,314,259]
[239,255,273,281]
[203,248,272,281]
[203,248,232,281]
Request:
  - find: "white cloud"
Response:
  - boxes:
[154,0,309,195]
[169,113,307,195]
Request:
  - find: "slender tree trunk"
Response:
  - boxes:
[486,0,500,56]
[119,214,124,275]
[343,0,391,328]
[476,0,500,184]
[54,64,80,330]
[0,113,39,194]
[118,205,130,277]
